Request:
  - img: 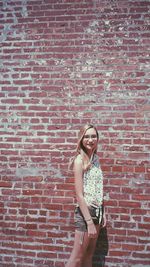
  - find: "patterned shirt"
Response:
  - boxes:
[83,153,103,207]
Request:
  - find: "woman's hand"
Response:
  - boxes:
[87,221,97,238]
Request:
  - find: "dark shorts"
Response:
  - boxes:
[74,205,103,232]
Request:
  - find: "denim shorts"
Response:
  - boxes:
[74,205,103,232]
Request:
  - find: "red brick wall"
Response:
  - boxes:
[0,0,150,266]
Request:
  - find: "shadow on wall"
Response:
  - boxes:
[93,226,109,267]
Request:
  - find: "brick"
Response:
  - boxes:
[23,176,43,182]
[0,182,12,188]
[119,201,141,208]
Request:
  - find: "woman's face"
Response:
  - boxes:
[82,127,98,154]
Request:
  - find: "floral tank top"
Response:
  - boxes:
[83,153,103,207]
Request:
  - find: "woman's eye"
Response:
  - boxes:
[83,135,97,139]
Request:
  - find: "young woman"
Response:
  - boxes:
[66,124,106,267]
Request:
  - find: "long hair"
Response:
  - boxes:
[69,124,99,170]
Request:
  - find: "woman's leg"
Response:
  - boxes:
[82,225,100,267]
[65,230,90,267]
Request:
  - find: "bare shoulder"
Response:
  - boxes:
[74,154,83,167]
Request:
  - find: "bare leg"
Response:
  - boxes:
[82,225,100,267]
[65,230,90,267]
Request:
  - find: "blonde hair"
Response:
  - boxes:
[69,124,99,170]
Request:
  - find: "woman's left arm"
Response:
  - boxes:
[102,210,107,227]
[102,199,106,227]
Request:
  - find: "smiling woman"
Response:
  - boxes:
[65,124,106,267]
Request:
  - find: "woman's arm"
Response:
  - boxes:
[74,155,97,236]
[74,155,92,222]
[102,200,107,227]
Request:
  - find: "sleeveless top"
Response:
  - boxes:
[83,153,103,207]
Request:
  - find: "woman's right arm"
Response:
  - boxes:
[74,155,97,237]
